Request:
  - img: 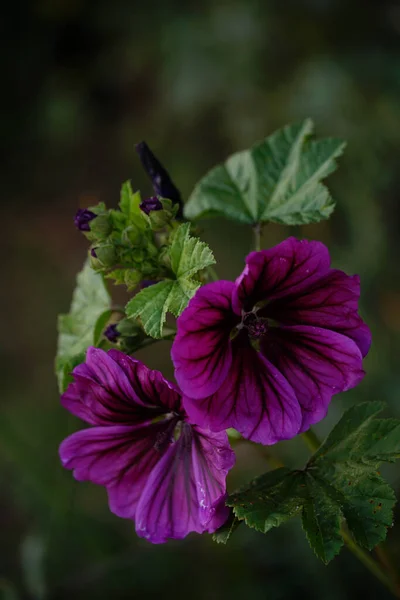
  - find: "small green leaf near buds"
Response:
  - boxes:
[119,181,147,230]
[124,269,143,291]
[126,223,215,337]
[104,269,126,285]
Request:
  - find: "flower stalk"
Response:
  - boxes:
[253,223,262,251]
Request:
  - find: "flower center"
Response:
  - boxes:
[153,413,181,452]
[242,312,269,340]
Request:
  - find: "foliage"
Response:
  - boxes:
[185,119,345,226]
[227,403,400,563]
[55,260,111,392]
[125,223,215,337]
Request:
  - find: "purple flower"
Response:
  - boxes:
[104,324,120,343]
[172,238,371,445]
[139,196,163,215]
[59,347,235,543]
[136,141,183,218]
[74,209,96,231]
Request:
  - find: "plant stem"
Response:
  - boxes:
[301,427,400,597]
[301,428,321,453]
[207,266,219,281]
[375,544,400,590]
[341,528,400,597]
[135,329,176,351]
[253,223,262,251]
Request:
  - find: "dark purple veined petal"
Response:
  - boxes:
[108,349,181,413]
[183,343,302,445]
[139,196,163,215]
[172,281,238,399]
[59,421,170,519]
[61,348,181,426]
[74,208,96,231]
[232,237,331,314]
[265,270,371,357]
[135,423,234,543]
[262,325,365,432]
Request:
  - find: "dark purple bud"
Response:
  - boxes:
[75,209,96,231]
[140,279,156,289]
[90,247,97,258]
[139,196,163,215]
[104,324,120,343]
[136,141,183,218]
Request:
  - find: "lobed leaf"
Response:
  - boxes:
[212,512,241,544]
[226,403,400,563]
[125,223,214,338]
[55,260,111,392]
[185,119,345,226]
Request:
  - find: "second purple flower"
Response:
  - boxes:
[60,347,235,543]
[172,237,371,445]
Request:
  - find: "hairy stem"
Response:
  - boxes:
[302,427,400,597]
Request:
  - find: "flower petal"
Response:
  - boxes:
[183,343,302,445]
[59,421,170,519]
[135,423,234,543]
[172,281,238,399]
[265,270,371,357]
[232,237,331,313]
[262,325,365,432]
[61,348,181,425]
[108,349,181,412]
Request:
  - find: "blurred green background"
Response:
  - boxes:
[2,0,400,598]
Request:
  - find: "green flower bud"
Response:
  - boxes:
[131,247,146,264]
[148,209,171,231]
[89,213,112,240]
[122,224,146,246]
[94,244,117,267]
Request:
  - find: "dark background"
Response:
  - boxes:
[1,1,400,598]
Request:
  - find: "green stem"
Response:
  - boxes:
[301,428,321,453]
[253,223,262,251]
[375,544,400,590]
[207,266,219,282]
[134,329,176,351]
[341,529,400,597]
[301,427,400,597]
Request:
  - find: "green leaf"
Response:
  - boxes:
[169,223,215,278]
[227,403,400,564]
[185,119,345,226]
[92,309,113,346]
[125,223,214,337]
[212,511,241,544]
[125,280,175,338]
[55,260,111,392]
[119,181,147,230]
